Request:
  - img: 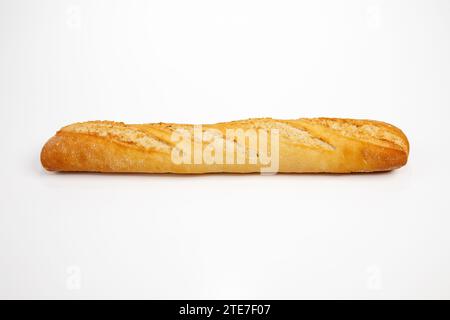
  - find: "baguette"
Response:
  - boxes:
[41,118,409,174]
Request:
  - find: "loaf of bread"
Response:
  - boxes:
[41,118,409,174]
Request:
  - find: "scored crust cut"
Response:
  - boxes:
[41,118,409,173]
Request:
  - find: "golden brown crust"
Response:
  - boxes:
[41,118,409,173]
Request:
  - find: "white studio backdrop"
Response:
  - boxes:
[0,0,449,299]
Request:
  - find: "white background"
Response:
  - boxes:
[1,0,449,299]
